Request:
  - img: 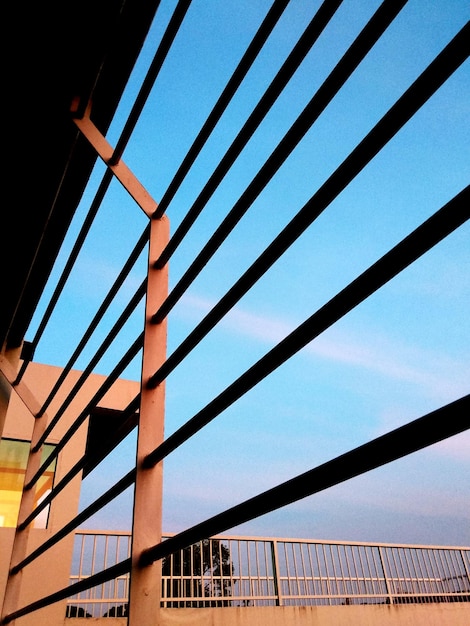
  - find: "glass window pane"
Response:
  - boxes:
[0,439,57,528]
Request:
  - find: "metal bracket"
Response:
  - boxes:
[71,98,158,218]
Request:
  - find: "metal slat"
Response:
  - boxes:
[153,0,343,266]
[140,394,469,566]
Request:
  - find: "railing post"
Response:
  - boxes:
[460,549,470,592]
[270,540,282,606]
[378,546,393,605]
[128,215,169,626]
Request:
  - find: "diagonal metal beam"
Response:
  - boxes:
[71,98,157,218]
[140,395,470,566]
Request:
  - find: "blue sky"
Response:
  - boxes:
[29,0,469,546]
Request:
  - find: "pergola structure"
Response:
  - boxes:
[1,1,469,624]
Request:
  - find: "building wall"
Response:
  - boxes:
[0,360,140,626]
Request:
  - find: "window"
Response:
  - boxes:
[0,438,57,528]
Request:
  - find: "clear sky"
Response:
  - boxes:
[30,0,469,546]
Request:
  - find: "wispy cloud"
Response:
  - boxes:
[177,292,469,404]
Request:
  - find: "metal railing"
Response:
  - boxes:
[66,531,470,617]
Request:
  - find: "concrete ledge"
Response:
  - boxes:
[65,603,470,626]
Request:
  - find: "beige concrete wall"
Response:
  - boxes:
[64,604,470,626]
[1,361,140,626]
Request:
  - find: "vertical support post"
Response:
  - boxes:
[0,348,22,452]
[460,549,470,592]
[271,539,282,606]
[0,355,48,625]
[128,216,169,626]
[378,546,393,605]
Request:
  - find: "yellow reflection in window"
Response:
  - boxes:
[0,439,57,528]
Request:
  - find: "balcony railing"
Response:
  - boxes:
[66,531,470,617]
